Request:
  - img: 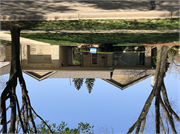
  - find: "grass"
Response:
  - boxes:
[0,40,11,45]
[1,18,179,30]
[20,33,179,44]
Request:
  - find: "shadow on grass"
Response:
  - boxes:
[1,18,179,30]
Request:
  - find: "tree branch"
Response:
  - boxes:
[14,93,26,133]
[8,91,17,133]
[160,97,177,134]
[161,83,180,123]
[159,115,166,134]
[30,107,54,133]
[155,91,160,133]
[140,118,146,134]
[135,121,142,134]
[127,88,155,133]
[15,119,19,133]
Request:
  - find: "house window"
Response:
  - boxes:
[91,54,98,65]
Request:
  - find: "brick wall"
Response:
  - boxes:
[107,54,113,67]
[82,53,91,67]
[98,54,106,67]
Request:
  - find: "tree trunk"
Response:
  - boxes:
[127,46,174,134]
[1,26,52,133]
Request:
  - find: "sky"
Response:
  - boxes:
[1,66,179,133]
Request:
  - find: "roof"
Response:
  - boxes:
[113,69,156,75]
[48,71,111,79]
[103,69,155,90]
[103,74,153,90]
[22,69,155,90]
[23,71,56,81]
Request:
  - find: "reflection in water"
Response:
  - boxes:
[72,78,96,93]
[0,33,180,133]
[1,44,156,92]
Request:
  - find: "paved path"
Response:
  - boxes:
[0,31,50,45]
[19,30,180,33]
[1,29,179,45]
[1,1,179,20]
[1,29,179,47]
[1,30,179,34]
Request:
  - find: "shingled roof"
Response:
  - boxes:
[103,69,155,90]
[48,70,111,79]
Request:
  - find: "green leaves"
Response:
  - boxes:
[36,120,94,133]
[73,78,84,90]
[85,78,95,94]
[1,18,179,30]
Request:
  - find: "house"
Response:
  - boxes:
[0,44,155,90]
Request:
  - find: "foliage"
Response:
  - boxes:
[1,18,179,30]
[85,78,95,94]
[80,45,90,51]
[20,33,179,44]
[72,78,84,90]
[36,120,94,133]
[145,99,179,134]
[124,46,135,51]
[168,47,179,57]
[73,48,82,65]
[98,44,114,52]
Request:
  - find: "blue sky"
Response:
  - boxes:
[11,71,180,133]
[0,67,179,133]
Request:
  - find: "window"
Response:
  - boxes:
[91,54,98,65]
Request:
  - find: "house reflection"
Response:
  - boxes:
[0,44,156,90]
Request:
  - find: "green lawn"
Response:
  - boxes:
[0,40,11,45]
[1,18,179,30]
[20,33,179,45]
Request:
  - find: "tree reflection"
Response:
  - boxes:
[72,78,95,94]
[72,78,84,90]
[127,46,180,134]
[85,78,95,94]
[1,26,179,133]
[0,27,53,133]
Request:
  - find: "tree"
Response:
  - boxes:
[0,26,52,133]
[145,98,179,134]
[16,116,94,134]
[37,121,94,133]
[73,78,84,90]
[167,46,180,79]
[85,78,95,94]
[127,46,180,134]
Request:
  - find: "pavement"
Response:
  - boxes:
[1,1,179,21]
[0,31,50,45]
